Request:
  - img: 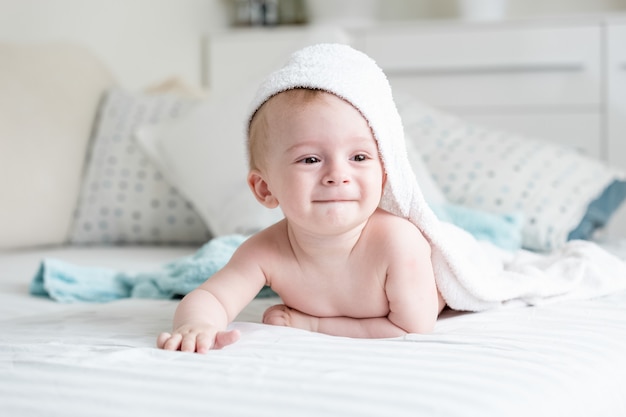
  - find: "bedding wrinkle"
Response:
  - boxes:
[2,289,626,416]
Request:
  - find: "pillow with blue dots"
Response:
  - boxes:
[395,92,626,252]
[69,88,211,245]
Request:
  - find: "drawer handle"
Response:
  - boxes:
[384,62,585,76]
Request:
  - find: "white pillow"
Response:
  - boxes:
[0,43,115,249]
[404,130,447,207]
[396,93,625,251]
[69,88,210,245]
[135,82,283,236]
[135,30,357,237]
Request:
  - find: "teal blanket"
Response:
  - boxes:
[30,235,276,303]
[30,206,520,303]
[432,203,523,251]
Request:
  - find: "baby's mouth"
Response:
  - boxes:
[313,198,356,203]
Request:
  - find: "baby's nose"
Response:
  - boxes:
[323,164,350,185]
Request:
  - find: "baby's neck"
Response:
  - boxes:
[285,220,367,264]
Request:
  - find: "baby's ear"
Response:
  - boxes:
[247,170,279,208]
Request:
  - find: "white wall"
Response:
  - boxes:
[0,0,230,89]
[2,0,625,89]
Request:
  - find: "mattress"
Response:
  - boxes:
[1,243,626,417]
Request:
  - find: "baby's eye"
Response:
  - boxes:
[300,156,320,164]
[351,154,368,162]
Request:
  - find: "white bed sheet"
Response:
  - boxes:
[1,244,626,417]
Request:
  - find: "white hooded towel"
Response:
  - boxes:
[246,43,626,311]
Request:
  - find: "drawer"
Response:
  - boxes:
[356,24,602,109]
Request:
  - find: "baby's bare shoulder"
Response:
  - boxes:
[225,222,293,288]
[368,210,429,251]
[234,221,290,260]
[370,209,424,235]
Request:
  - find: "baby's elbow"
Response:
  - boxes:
[407,324,435,335]
[404,317,437,335]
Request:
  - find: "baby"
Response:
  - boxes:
[157,45,445,353]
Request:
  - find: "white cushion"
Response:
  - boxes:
[69,88,211,245]
[136,81,284,236]
[404,130,447,207]
[0,43,115,249]
[135,31,356,237]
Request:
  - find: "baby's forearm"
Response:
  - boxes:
[316,316,408,339]
[173,288,229,331]
[263,305,414,339]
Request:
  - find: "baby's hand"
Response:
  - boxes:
[262,304,319,332]
[157,325,240,354]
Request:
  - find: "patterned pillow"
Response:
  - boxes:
[69,88,211,245]
[395,93,626,252]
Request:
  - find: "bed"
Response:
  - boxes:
[3,11,626,417]
[2,244,626,416]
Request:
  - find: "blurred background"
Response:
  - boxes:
[1,0,625,88]
[2,0,626,246]
[229,0,626,26]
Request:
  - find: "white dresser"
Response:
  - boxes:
[353,19,604,156]
[205,14,626,235]
[607,16,626,169]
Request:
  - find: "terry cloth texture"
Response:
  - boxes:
[246,43,626,311]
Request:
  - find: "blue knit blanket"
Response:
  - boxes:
[30,205,521,303]
[30,235,276,303]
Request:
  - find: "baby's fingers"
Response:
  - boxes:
[157,329,238,353]
[180,332,202,353]
[156,332,170,348]
[263,304,291,326]
[157,332,183,351]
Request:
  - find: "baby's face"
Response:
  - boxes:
[260,91,385,234]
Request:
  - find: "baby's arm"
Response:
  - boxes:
[157,239,268,353]
[384,226,444,335]
[263,304,412,338]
